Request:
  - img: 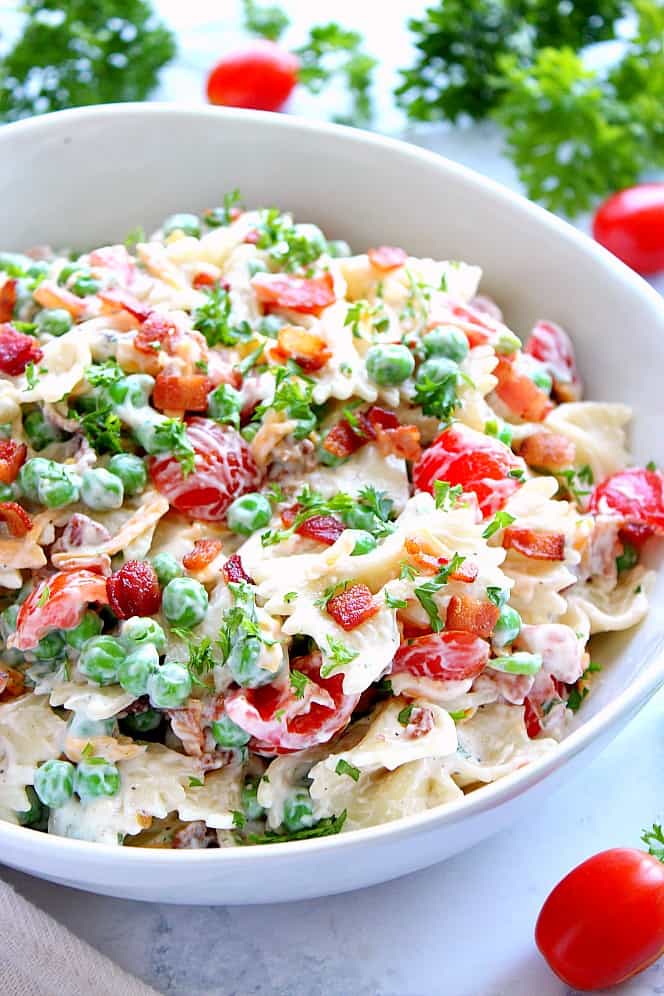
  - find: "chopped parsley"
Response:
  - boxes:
[36,585,50,608]
[192,286,252,348]
[85,360,125,388]
[261,486,354,547]
[289,669,310,699]
[413,367,459,423]
[254,366,317,440]
[254,208,325,272]
[321,635,358,677]
[646,460,657,472]
[314,580,351,609]
[124,225,145,250]
[188,777,204,788]
[385,591,408,610]
[284,591,298,604]
[482,510,516,539]
[204,189,243,228]
[399,562,418,582]
[335,758,361,782]
[641,824,664,862]
[397,704,414,726]
[448,710,466,721]
[358,485,394,525]
[413,553,466,632]
[170,632,215,687]
[433,480,463,510]
[24,362,38,390]
[556,464,594,503]
[232,810,247,830]
[486,586,507,608]
[153,419,196,476]
[344,299,389,340]
[241,810,347,845]
[75,399,124,455]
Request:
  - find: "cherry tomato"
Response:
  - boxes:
[149,417,260,521]
[590,466,664,535]
[593,183,664,275]
[0,440,26,484]
[536,848,664,990]
[391,631,490,681]
[367,246,408,271]
[206,41,299,113]
[225,652,360,754]
[412,424,524,518]
[524,320,582,403]
[13,569,109,651]
[0,323,43,376]
[106,560,162,619]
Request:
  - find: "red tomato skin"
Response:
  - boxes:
[593,183,664,275]
[590,467,664,535]
[536,848,664,991]
[391,631,490,681]
[206,42,299,112]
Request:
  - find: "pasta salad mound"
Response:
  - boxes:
[0,196,659,848]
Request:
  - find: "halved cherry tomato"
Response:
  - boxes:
[225,652,360,754]
[536,847,664,990]
[13,569,109,651]
[391,631,490,681]
[524,320,582,403]
[412,424,524,518]
[590,467,664,535]
[0,279,17,323]
[367,246,408,271]
[593,183,664,275]
[149,417,260,521]
[252,271,336,315]
[0,324,43,376]
[206,41,299,113]
[0,501,32,537]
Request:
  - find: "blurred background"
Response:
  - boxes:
[0,0,662,278]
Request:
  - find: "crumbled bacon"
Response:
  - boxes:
[168,699,204,755]
[445,594,500,638]
[0,501,32,538]
[503,527,565,561]
[0,279,17,323]
[107,560,162,619]
[98,288,152,323]
[134,313,179,355]
[323,406,420,462]
[0,440,26,484]
[33,280,86,318]
[322,411,375,459]
[402,704,435,739]
[493,356,553,422]
[252,271,336,315]
[192,272,218,290]
[404,537,441,575]
[367,246,408,271]
[440,558,479,583]
[0,666,25,701]
[52,513,111,552]
[281,505,345,546]
[153,372,211,413]
[366,406,401,431]
[374,423,422,461]
[0,324,43,376]
[222,553,255,585]
[326,583,378,631]
[519,431,576,470]
[273,325,332,372]
[183,539,223,572]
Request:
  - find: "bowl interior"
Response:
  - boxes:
[2,105,663,732]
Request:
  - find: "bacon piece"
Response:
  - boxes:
[326,583,378,631]
[281,505,345,546]
[368,246,408,271]
[252,271,336,315]
[153,372,211,414]
[374,423,421,461]
[222,553,255,585]
[183,539,223,572]
[0,501,32,538]
[520,431,576,470]
[445,594,499,638]
[0,279,17,322]
[33,280,86,318]
[440,558,478,583]
[134,312,179,355]
[401,704,435,739]
[493,356,553,422]
[322,411,375,459]
[0,441,26,484]
[0,324,43,376]
[192,272,218,290]
[366,406,400,430]
[52,513,111,552]
[172,822,216,849]
[503,527,565,561]
[107,560,162,619]
[89,245,136,284]
[273,325,332,372]
[0,666,25,701]
[98,288,152,323]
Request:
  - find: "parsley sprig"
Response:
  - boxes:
[254,209,326,273]
[641,824,664,862]
[295,23,377,128]
[240,810,347,845]
[192,286,252,349]
[413,553,466,632]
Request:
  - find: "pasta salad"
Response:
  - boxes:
[0,195,660,848]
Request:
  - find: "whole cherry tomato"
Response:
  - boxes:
[593,183,664,275]
[536,847,664,991]
[206,41,299,112]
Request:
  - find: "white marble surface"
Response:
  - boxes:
[1,2,663,993]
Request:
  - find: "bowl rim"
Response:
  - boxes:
[1,102,663,865]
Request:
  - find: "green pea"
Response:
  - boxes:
[240,423,259,443]
[493,605,522,648]
[109,373,154,408]
[416,355,459,385]
[68,714,116,739]
[163,213,201,238]
[120,616,167,654]
[118,644,159,697]
[326,239,352,258]
[207,383,242,428]
[16,786,45,826]
[64,611,103,651]
[257,314,284,339]
[283,788,316,832]
[80,468,124,510]
[241,777,265,820]
[616,541,638,573]
[36,308,73,337]
[531,368,553,394]
[57,262,79,285]
[247,258,268,276]
[147,661,192,708]
[121,708,162,734]
[0,252,32,277]
[107,454,147,496]
[23,409,65,451]
[495,329,521,355]
[34,759,75,808]
[71,272,101,297]
[0,483,14,502]
[162,577,208,629]
[422,325,469,363]
[78,635,126,685]
[351,531,377,556]
[74,757,120,800]
[151,553,183,588]
[342,505,377,532]
[226,492,272,536]
[33,630,65,662]
[226,636,274,688]
[489,651,542,676]
[365,344,415,386]
[210,713,251,749]
[19,458,79,508]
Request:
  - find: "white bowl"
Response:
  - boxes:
[1,104,663,904]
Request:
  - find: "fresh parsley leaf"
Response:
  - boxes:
[284,591,298,604]
[566,684,588,712]
[448,709,466,721]
[344,299,389,340]
[641,823,664,862]
[241,810,347,845]
[646,460,657,472]
[385,591,408,610]
[314,580,350,609]
[232,810,246,830]
[192,286,252,348]
[253,208,325,272]
[289,669,309,699]
[556,465,594,503]
[433,480,463,510]
[37,585,50,608]
[335,759,360,782]
[205,190,243,228]
[74,399,124,455]
[413,369,459,423]
[188,776,204,788]
[486,586,507,608]
[397,704,414,726]
[295,23,376,127]
[261,487,354,547]
[24,362,38,390]
[358,485,394,523]
[242,0,290,41]
[413,553,466,632]
[482,510,515,539]
[321,635,358,677]
[152,419,196,476]
[399,562,418,581]
[85,361,125,388]
[124,226,145,250]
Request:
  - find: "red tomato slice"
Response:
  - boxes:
[149,417,260,522]
[593,182,664,275]
[412,423,524,518]
[13,569,109,651]
[0,501,32,537]
[590,467,664,535]
[206,41,299,112]
[0,324,43,376]
[524,320,582,402]
[251,271,336,315]
[391,631,490,681]
[523,697,542,739]
[535,847,664,990]
[225,652,360,754]
[367,246,408,271]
